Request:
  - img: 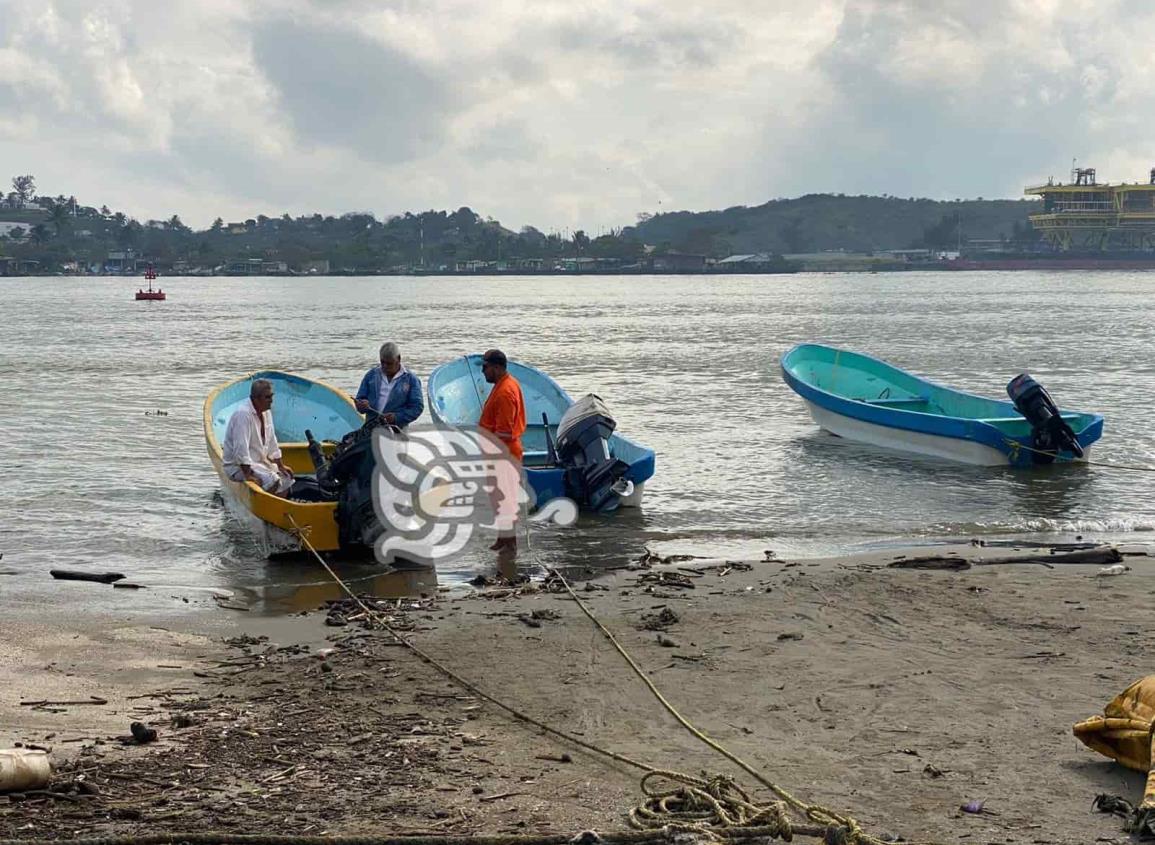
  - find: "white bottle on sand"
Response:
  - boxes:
[0,749,51,792]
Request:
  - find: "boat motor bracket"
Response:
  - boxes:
[1006,373,1084,461]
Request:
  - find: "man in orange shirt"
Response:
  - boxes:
[478,349,526,554]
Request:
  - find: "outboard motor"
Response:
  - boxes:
[554,394,632,512]
[305,415,394,548]
[1006,373,1084,463]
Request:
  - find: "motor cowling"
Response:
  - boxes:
[555,394,631,512]
[1006,373,1084,462]
[305,421,391,548]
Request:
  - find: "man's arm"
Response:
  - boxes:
[221,413,246,466]
[222,415,261,484]
[393,373,425,427]
[266,417,292,476]
[354,369,372,411]
[490,393,518,446]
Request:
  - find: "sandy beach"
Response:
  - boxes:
[2,542,1151,844]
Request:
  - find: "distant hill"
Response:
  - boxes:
[623,194,1040,256]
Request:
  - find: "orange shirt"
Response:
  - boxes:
[479,372,527,460]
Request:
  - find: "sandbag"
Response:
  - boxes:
[1074,675,1155,812]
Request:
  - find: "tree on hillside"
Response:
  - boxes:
[914,213,962,250]
[11,174,35,207]
[779,217,811,253]
[210,217,224,233]
[28,224,48,245]
[48,204,70,235]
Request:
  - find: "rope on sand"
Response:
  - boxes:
[275,518,908,844]
[0,827,810,845]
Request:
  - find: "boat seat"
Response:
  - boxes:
[862,395,930,408]
[522,450,554,468]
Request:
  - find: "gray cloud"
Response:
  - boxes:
[251,17,455,164]
[3,0,1155,231]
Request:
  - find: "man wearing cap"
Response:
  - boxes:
[478,349,526,553]
[354,342,424,429]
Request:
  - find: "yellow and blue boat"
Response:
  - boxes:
[204,370,363,553]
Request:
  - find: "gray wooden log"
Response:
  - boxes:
[50,569,125,584]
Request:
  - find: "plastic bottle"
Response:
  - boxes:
[0,749,51,792]
[1097,564,1130,577]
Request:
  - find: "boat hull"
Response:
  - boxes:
[204,370,364,553]
[803,400,1092,466]
[782,344,1103,467]
[427,355,655,509]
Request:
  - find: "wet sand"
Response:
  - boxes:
[2,543,1151,844]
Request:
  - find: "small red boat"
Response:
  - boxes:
[135,265,165,301]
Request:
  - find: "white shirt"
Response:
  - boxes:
[222,400,282,475]
[375,365,408,413]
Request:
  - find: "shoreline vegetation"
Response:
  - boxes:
[6,171,1139,278]
[3,542,1151,843]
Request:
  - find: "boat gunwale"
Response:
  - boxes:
[426,354,656,486]
[780,343,1104,461]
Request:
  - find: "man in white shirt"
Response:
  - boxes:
[222,378,294,495]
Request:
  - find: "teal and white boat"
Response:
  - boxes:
[427,355,655,511]
[780,344,1103,467]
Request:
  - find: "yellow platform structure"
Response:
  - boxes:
[1026,166,1155,250]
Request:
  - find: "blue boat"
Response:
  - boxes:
[781,344,1103,467]
[427,355,655,511]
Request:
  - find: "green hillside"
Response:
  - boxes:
[624,194,1040,255]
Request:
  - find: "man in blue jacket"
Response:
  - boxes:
[354,342,424,429]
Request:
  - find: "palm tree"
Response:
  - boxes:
[29,224,48,245]
[48,203,70,236]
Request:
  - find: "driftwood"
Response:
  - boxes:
[889,547,1123,572]
[977,547,1124,567]
[49,569,125,584]
[888,556,970,571]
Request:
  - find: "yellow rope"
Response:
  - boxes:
[285,516,908,844]
[552,573,881,843]
[1004,438,1155,473]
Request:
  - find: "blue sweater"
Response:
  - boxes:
[354,367,424,428]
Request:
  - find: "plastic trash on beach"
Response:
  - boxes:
[1097,563,1130,577]
[0,748,52,792]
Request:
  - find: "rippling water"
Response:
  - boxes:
[3,272,1154,616]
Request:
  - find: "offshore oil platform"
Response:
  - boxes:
[1026,165,1155,251]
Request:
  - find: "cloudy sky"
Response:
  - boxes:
[1,0,1152,231]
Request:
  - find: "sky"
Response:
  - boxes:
[2,0,1154,231]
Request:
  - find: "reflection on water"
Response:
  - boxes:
[2,272,1154,617]
[255,562,440,615]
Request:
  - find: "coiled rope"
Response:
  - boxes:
[278,517,900,845]
[0,828,812,845]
